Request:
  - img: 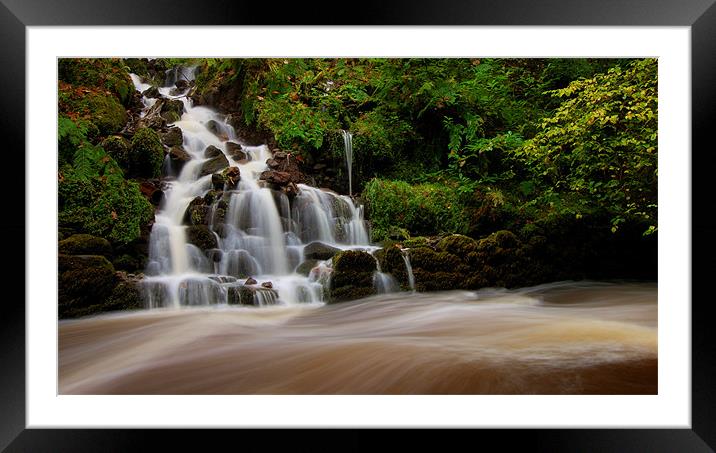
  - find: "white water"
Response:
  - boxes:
[135,68,375,308]
[341,130,353,197]
[401,249,416,292]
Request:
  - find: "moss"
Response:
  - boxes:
[58,254,118,319]
[82,93,128,135]
[130,128,164,178]
[436,234,479,258]
[58,234,113,258]
[100,135,131,173]
[58,58,135,106]
[186,225,218,250]
[381,246,409,288]
[402,236,430,248]
[329,250,377,303]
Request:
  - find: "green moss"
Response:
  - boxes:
[58,58,135,106]
[100,135,131,172]
[58,234,113,258]
[58,254,118,319]
[329,250,377,303]
[82,93,128,135]
[130,128,164,178]
[436,234,479,257]
[59,167,154,246]
[186,225,218,250]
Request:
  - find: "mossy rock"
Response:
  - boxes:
[82,93,128,136]
[58,234,113,258]
[381,246,409,288]
[100,135,131,173]
[160,98,184,117]
[402,236,430,248]
[130,127,164,178]
[186,225,217,250]
[103,278,143,311]
[112,254,143,272]
[183,197,211,225]
[436,234,479,258]
[58,254,118,319]
[58,58,135,106]
[303,241,341,260]
[329,250,377,303]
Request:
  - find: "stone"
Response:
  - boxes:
[245,277,257,285]
[186,225,218,250]
[225,141,247,161]
[303,241,341,260]
[58,234,113,258]
[261,281,273,289]
[161,126,183,147]
[199,153,229,177]
[259,170,291,186]
[169,146,191,173]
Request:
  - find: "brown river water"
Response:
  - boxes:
[59,281,657,394]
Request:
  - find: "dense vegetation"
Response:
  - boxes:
[184,57,656,243]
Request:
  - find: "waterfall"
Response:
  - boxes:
[341,130,353,197]
[134,68,372,309]
[401,249,416,292]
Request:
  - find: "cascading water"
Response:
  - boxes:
[341,130,353,197]
[401,249,416,292]
[133,68,375,308]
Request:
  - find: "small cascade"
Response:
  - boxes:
[401,249,416,292]
[133,66,373,309]
[341,130,353,197]
[371,253,399,294]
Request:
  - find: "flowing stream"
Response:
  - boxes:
[59,282,657,394]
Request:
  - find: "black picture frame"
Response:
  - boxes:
[3,0,714,450]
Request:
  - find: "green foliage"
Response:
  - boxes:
[130,128,164,178]
[516,59,657,233]
[59,166,153,245]
[58,58,135,106]
[363,178,468,241]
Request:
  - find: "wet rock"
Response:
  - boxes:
[204,145,223,158]
[59,254,118,319]
[168,146,191,173]
[329,250,377,303]
[103,272,143,312]
[139,180,164,206]
[59,234,113,258]
[175,79,190,90]
[206,119,225,138]
[142,86,161,99]
[266,158,280,169]
[304,241,341,260]
[227,285,279,306]
[295,259,319,277]
[274,151,287,160]
[206,248,223,263]
[211,173,226,191]
[259,170,291,186]
[225,141,246,161]
[313,163,327,171]
[199,153,229,177]
[283,182,299,198]
[186,225,218,250]
[245,277,257,285]
[161,126,183,147]
[183,196,211,225]
[261,281,273,289]
[100,135,131,173]
[223,166,241,189]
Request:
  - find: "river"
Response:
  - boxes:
[59,281,657,394]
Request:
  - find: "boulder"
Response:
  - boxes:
[261,281,273,289]
[245,277,257,285]
[259,170,291,186]
[225,142,247,161]
[227,285,279,306]
[58,254,118,319]
[58,234,113,258]
[183,196,211,225]
[204,145,223,158]
[142,86,161,99]
[304,241,341,260]
[199,153,229,177]
[100,136,131,172]
[329,250,377,303]
[266,158,280,169]
[168,145,191,173]
[186,225,218,250]
[295,259,320,276]
[175,79,190,90]
[103,272,144,312]
[161,126,183,147]
[222,167,241,189]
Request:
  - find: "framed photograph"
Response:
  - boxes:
[5,0,715,450]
